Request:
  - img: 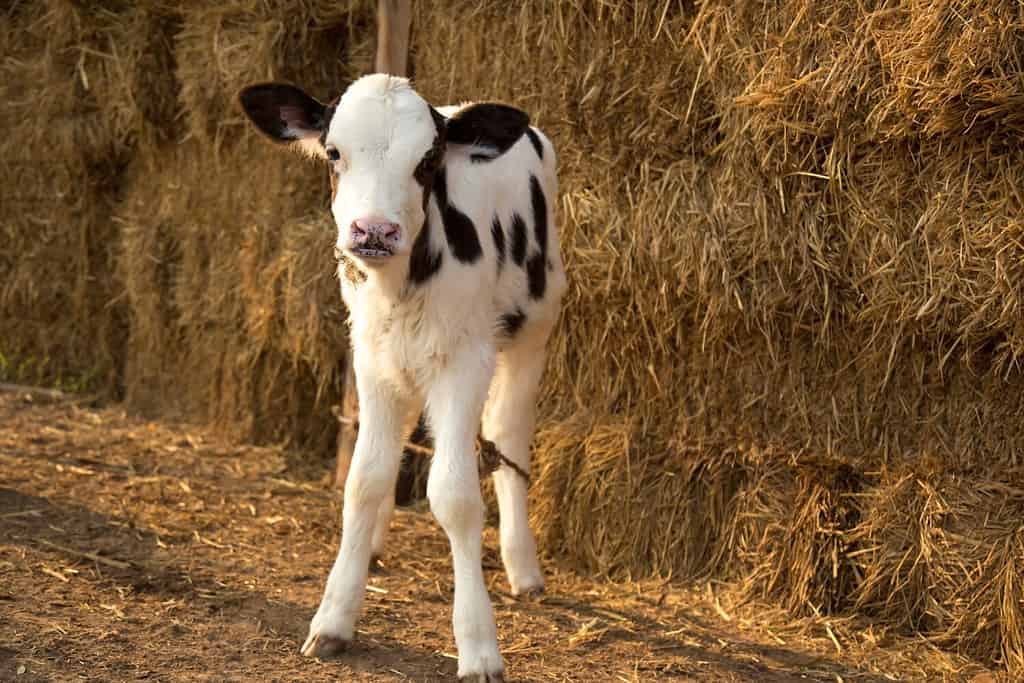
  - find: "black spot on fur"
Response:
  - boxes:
[525,128,544,159]
[445,103,530,161]
[510,213,527,267]
[408,216,443,285]
[491,215,506,272]
[526,252,547,300]
[433,168,482,263]
[414,108,448,210]
[499,308,527,337]
[530,175,548,258]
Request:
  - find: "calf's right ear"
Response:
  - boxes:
[237,83,328,158]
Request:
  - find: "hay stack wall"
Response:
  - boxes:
[411,0,1024,672]
[115,0,375,450]
[2,1,376,451]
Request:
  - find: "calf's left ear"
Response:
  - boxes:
[237,82,328,158]
[444,103,530,161]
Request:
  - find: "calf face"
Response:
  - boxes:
[238,76,530,277]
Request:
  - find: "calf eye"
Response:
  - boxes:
[325,147,340,162]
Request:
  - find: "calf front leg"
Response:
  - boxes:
[426,346,504,681]
[302,366,409,657]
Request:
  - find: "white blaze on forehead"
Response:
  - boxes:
[324,74,436,167]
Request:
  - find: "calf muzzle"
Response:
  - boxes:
[350,217,401,259]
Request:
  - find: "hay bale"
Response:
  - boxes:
[0,0,374,446]
[111,0,377,451]
[174,0,375,146]
[531,415,746,580]
[0,0,179,390]
[115,138,347,450]
[849,471,1024,671]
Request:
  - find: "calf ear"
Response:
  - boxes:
[444,103,530,161]
[237,83,328,158]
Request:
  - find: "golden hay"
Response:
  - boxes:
[0,0,163,390]
[1,1,372,449]
[115,139,347,451]
[174,0,375,147]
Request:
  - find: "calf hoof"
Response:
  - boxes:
[509,574,544,598]
[300,631,349,659]
[515,585,545,601]
[457,647,505,682]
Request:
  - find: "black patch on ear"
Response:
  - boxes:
[530,175,548,258]
[491,215,506,273]
[446,103,530,161]
[524,128,544,159]
[433,168,483,263]
[408,216,443,285]
[430,106,448,136]
[319,95,340,148]
[238,83,326,142]
[526,252,547,300]
[510,213,528,267]
[499,308,527,337]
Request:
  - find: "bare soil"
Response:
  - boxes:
[0,393,998,682]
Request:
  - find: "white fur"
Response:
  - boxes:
[301,75,565,680]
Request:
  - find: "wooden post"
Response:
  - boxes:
[334,0,412,491]
[374,0,412,75]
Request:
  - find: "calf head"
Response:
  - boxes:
[238,74,529,276]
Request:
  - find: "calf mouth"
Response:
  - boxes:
[351,246,394,259]
[349,237,396,261]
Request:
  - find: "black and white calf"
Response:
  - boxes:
[239,74,565,680]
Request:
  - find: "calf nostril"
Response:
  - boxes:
[385,226,400,240]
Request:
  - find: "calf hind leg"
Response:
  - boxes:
[482,340,547,596]
[368,408,422,564]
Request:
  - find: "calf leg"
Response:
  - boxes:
[370,492,395,562]
[302,367,409,657]
[426,346,504,681]
[482,340,546,595]
[369,408,421,562]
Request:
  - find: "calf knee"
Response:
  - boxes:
[344,460,394,509]
[427,467,484,536]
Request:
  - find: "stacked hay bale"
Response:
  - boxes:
[1,0,372,455]
[114,0,374,450]
[0,0,169,391]
[412,0,1024,672]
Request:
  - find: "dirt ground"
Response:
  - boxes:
[0,392,1001,682]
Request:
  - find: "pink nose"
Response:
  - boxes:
[351,217,401,244]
